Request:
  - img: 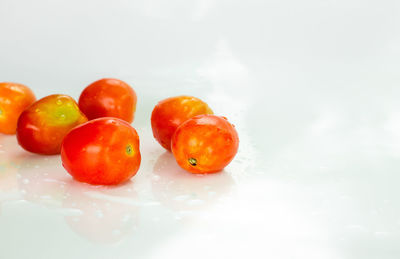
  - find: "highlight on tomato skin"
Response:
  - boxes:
[171,114,239,174]
[78,78,137,123]
[16,94,88,155]
[0,82,36,135]
[61,117,141,185]
[151,96,213,151]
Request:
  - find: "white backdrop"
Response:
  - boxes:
[1,0,400,258]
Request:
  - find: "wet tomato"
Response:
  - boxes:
[79,78,137,123]
[151,96,213,151]
[171,114,239,174]
[17,94,88,155]
[0,82,36,134]
[61,117,141,185]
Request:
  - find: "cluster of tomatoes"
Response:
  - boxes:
[0,79,239,185]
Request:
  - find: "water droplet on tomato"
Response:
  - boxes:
[56,99,63,105]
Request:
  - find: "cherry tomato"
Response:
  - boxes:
[17,94,88,155]
[171,114,239,174]
[78,78,137,123]
[151,96,213,151]
[0,82,36,134]
[61,117,141,185]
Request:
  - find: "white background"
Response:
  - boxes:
[1,0,400,258]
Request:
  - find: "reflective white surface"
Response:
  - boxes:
[1,0,400,258]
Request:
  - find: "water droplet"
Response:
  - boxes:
[112,229,121,236]
[60,114,66,119]
[95,210,104,218]
[56,99,63,105]
[187,199,205,206]
[121,214,131,222]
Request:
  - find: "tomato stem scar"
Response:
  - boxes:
[126,144,133,155]
[188,157,197,166]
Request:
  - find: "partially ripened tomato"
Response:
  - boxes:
[171,114,239,174]
[151,96,213,151]
[61,117,141,185]
[79,78,137,123]
[0,82,36,134]
[17,94,88,155]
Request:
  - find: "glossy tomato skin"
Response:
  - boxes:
[61,117,141,185]
[17,94,88,155]
[151,96,213,151]
[79,78,137,123]
[171,114,239,174]
[0,82,36,134]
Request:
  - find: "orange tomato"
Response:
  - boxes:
[151,96,213,151]
[17,94,88,155]
[171,114,239,174]
[79,78,137,123]
[0,82,36,134]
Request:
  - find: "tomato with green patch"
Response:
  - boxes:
[61,117,141,185]
[171,114,239,174]
[151,96,213,151]
[0,82,36,134]
[17,94,88,155]
[79,78,137,123]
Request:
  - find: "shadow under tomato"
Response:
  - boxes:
[151,152,235,213]
[62,179,140,244]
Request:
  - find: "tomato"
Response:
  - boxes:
[0,82,36,134]
[171,114,239,174]
[78,78,137,123]
[151,96,213,151]
[61,117,141,185]
[17,94,88,155]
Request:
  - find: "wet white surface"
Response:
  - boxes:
[1,0,400,258]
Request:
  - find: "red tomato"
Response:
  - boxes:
[151,96,213,151]
[171,114,239,174]
[61,117,141,185]
[78,78,137,123]
[17,94,88,155]
[0,82,36,134]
